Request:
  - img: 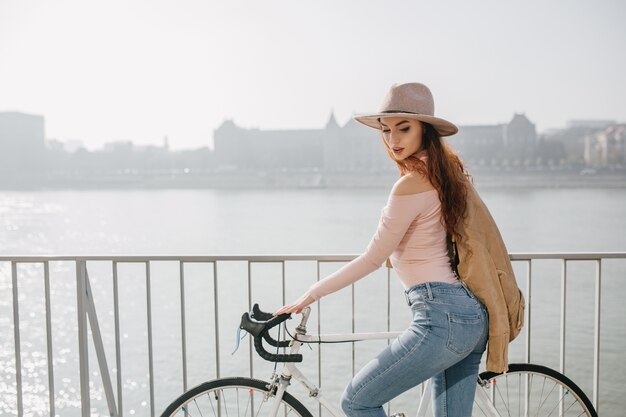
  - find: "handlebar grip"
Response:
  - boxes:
[239,308,301,363]
[253,333,302,363]
[239,310,290,336]
[250,304,292,346]
[251,304,274,321]
[263,332,291,348]
[266,311,291,328]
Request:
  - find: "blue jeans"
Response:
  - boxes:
[340,281,488,417]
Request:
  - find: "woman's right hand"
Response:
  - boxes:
[273,292,315,316]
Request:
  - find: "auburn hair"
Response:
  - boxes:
[380,121,472,241]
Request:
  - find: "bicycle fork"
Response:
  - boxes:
[266,372,293,417]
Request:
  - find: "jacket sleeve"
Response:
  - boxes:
[306,193,429,300]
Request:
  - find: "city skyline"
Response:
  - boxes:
[1,0,625,151]
[2,108,617,153]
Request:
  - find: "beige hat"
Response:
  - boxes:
[353,82,458,136]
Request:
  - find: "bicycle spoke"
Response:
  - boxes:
[208,392,218,417]
[236,388,240,417]
[535,379,558,417]
[493,379,512,417]
[242,389,253,417]
[562,399,578,415]
[517,373,520,417]
[528,378,546,417]
[222,389,230,417]
[473,393,488,417]
[532,377,548,417]
[505,373,510,417]
[546,386,574,417]
[195,397,205,417]
[528,373,534,416]
[253,393,266,417]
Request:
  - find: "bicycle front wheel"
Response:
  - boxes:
[160,377,314,417]
[474,363,597,416]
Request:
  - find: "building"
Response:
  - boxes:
[213,112,543,171]
[567,119,615,129]
[323,115,391,172]
[584,124,626,167]
[545,123,607,166]
[0,111,46,172]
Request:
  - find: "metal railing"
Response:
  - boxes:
[1,252,625,417]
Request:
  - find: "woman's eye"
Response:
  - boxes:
[400,127,410,132]
[382,130,390,133]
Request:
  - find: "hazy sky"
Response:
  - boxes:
[1,0,625,151]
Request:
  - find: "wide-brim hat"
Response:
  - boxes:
[353,82,458,137]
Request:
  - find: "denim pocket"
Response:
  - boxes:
[446,311,483,355]
[410,299,428,311]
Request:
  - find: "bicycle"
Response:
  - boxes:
[160,303,597,417]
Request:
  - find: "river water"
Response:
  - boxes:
[1,186,625,416]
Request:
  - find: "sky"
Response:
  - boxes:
[0,0,625,151]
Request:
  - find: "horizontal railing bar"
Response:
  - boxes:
[0,255,360,262]
[509,253,626,261]
[2,252,626,263]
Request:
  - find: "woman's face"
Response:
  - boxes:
[379,117,425,160]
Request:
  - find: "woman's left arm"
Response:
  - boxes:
[274,189,431,315]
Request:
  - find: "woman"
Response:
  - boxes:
[274,82,489,417]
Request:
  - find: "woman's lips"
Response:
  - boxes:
[393,147,404,154]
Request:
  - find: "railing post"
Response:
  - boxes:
[77,259,119,417]
[214,261,221,380]
[145,261,155,417]
[11,261,23,417]
[593,259,602,413]
[559,259,568,417]
[85,268,119,417]
[44,261,55,417]
[180,261,188,392]
[560,259,567,373]
[351,283,355,377]
[524,259,532,417]
[525,260,532,364]
[76,259,91,417]
[113,261,123,417]
[247,260,253,378]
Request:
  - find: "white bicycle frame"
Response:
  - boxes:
[265,307,498,417]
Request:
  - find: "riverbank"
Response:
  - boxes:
[1,169,625,190]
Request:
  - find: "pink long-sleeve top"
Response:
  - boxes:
[307,187,458,301]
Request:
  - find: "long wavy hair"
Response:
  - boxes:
[380,121,472,241]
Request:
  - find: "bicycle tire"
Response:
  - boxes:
[160,377,314,417]
[474,363,597,417]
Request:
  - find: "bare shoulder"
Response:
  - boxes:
[391,172,435,196]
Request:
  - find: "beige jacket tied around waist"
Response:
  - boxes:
[455,181,525,373]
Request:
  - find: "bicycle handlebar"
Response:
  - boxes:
[239,303,303,363]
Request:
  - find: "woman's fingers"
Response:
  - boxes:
[273,294,314,316]
[273,303,296,316]
[273,306,290,316]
